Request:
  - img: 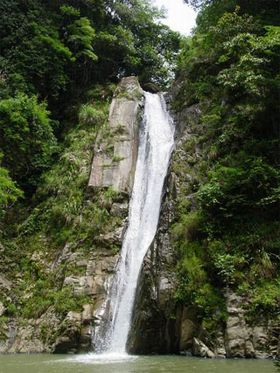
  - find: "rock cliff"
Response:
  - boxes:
[0,76,278,357]
[0,77,144,354]
[89,77,143,193]
[127,88,280,359]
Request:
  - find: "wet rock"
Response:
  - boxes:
[97,226,124,247]
[82,304,93,324]
[80,325,92,351]
[0,77,142,354]
[127,86,280,360]
[225,291,254,358]
[180,319,196,351]
[215,333,226,358]
[193,338,215,358]
[127,173,180,355]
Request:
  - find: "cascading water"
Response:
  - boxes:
[94,92,174,356]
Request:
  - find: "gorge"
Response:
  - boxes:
[0,76,278,360]
[0,0,279,369]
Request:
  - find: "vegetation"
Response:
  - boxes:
[172,0,280,333]
[0,0,279,353]
[0,85,126,321]
[0,0,180,209]
[0,1,180,321]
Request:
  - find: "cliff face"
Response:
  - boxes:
[0,77,144,353]
[127,89,280,359]
[0,76,278,357]
[89,77,143,193]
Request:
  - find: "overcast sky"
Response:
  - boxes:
[153,0,197,35]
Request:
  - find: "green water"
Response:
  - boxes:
[0,354,276,373]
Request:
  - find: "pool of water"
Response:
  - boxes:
[0,354,276,373]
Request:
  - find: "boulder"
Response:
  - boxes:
[180,319,196,351]
[193,338,215,358]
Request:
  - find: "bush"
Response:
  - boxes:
[0,159,23,221]
[0,93,57,189]
[78,104,106,126]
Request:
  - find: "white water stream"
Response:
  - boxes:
[94,92,174,355]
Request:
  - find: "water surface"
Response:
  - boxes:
[0,354,276,373]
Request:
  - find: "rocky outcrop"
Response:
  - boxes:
[1,77,278,357]
[127,90,280,359]
[127,97,207,355]
[0,77,144,354]
[88,76,143,193]
[127,173,179,354]
[0,247,120,353]
[193,338,215,358]
[127,95,202,355]
[225,291,280,359]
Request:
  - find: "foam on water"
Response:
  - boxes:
[64,352,137,365]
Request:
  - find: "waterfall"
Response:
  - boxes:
[94,92,174,355]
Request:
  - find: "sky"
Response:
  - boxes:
[153,0,197,35]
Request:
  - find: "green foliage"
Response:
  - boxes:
[67,17,97,61]
[173,2,280,331]
[0,157,23,221]
[0,0,180,199]
[17,273,90,319]
[79,104,106,126]
[0,0,180,334]
[0,93,57,189]
[197,159,280,220]
[248,279,280,317]
[1,91,125,322]
[17,95,122,251]
[172,211,203,241]
[175,240,227,328]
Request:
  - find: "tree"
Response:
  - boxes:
[0,158,23,223]
[0,94,57,190]
[174,4,280,323]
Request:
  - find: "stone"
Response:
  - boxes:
[66,311,82,323]
[80,326,92,351]
[0,77,142,355]
[0,302,5,317]
[180,319,196,351]
[127,174,180,354]
[215,334,226,358]
[245,340,255,358]
[97,226,124,247]
[111,202,128,217]
[82,304,93,324]
[0,275,11,290]
[252,326,270,358]
[88,76,144,193]
[193,338,215,358]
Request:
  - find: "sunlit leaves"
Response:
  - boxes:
[67,17,97,61]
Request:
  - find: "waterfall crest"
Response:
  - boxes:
[94,92,174,354]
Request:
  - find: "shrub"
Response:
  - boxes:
[78,104,106,126]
